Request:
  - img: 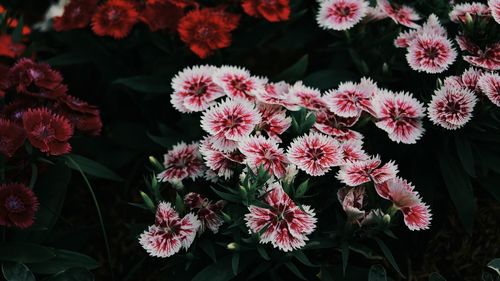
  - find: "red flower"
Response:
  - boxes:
[156,142,206,183]
[8,58,67,99]
[22,108,74,155]
[184,193,226,234]
[57,95,103,135]
[139,202,200,257]
[53,0,99,31]
[336,155,398,186]
[91,0,139,39]
[0,119,26,158]
[139,0,184,32]
[0,34,26,58]
[178,8,239,58]
[242,0,290,22]
[245,183,316,252]
[0,183,39,229]
[0,64,9,97]
[238,135,288,178]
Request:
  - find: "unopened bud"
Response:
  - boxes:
[227,242,239,251]
[149,156,164,171]
[464,13,474,26]
[383,214,391,224]
[382,62,389,74]
[169,179,184,190]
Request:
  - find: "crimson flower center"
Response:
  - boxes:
[33,124,55,140]
[336,5,352,16]
[189,82,208,95]
[230,78,248,92]
[5,195,25,213]
[223,115,243,128]
[424,46,440,59]
[307,147,325,160]
[106,8,122,22]
[195,26,214,40]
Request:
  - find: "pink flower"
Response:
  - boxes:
[406,34,457,73]
[245,183,316,252]
[171,65,224,113]
[337,139,368,165]
[199,136,244,179]
[184,193,226,234]
[201,99,261,145]
[336,155,398,186]
[238,135,288,178]
[213,66,266,101]
[449,2,491,23]
[428,86,477,130]
[316,0,368,31]
[287,82,327,111]
[478,72,500,106]
[256,104,292,142]
[313,109,359,137]
[371,90,426,144]
[157,142,206,182]
[139,202,200,257]
[377,0,420,28]
[363,5,387,22]
[375,177,432,231]
[337,186,366,222]
[461,41,500,71]
[490,0,500,24]
[394,14,446,48]
[324,78,377,117]
[253,81,297,109]
[286,132,341,176]
[444,67,483,93]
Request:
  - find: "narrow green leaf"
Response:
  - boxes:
[27,249,99,274]
[231,253,239,276]
[373,237,404,278]
[487,258,500,275]
[44,268,94,281]
[341,242,349,275]
[293,251,316,267]
[140,191,155,212]
[210,187,240,203]
[284,262,306,280]
[64,154,123,181]
[276,55,309,82]
[0,243,55,263]
[256,246,270,261]
[295,179,309,198]
[113,75,170,93]
[2,262,35,281]
[192,256,234,281]
[368,265,387,281]
[246,262,272,280]
[199,239,217,262]
[455,135,475,177]
[429,272,447,281]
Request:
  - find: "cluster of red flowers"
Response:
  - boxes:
[1,58,102,157]
[52,0,292,58]
[0,6,31,59]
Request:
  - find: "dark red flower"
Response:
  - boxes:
[242,0,290,22]
[0,119,26,158]
[0,34,26,58]
[178,8,239,58]
[140,0,184,32]
[0,183,39,229]
[1,98,40,124]
[91,0,139,39]
[53,0,99,31]
[8,58,67,99]
[184,192,226,234]
[57,95,102,135]
[168,0,198,8]
[0,64,9,98]
[22,108,74,155]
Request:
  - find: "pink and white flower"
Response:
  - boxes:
[377,0,421,28]
[449,2,491,23]
[478,72,500,106]
[324,78,377,117]
[375,177,432,231]
[171,65,224,113]
[371,90,426,144]
[256,104,292,142]
[444,67,483,93]
[199,137,244,179]
[287,132,341,176]
[201,99,261,145]
[184,193,226,234]
[245,183,317,252]
[363,5,387,22]
[489,0,500,24]
[406,34,457,73]
[337,186,366,222]
[461,41,500,71]
[253,81,297,109]
[394,14,446,48]
[428,86,477,130]
[316,0,369,31]
[238,135,288,178]
[336,155,398,186]
[337,139,369,165]
[139,202,200,257]
[288,82,327,111]
[157,142,206,183]
[213,66,266,101]
[313,109,360,137]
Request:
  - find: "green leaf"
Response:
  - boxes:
[64,154,123,181]
[487,258,500,275]
[210,187,240,203]
[275,55,309,82]
[368,265,387,281]
[373,237,404,278]
[192,255,234,281]
[256,246,270,261]
[438,148,476,233]
[246,262,272,280]
[28,249,99,274]
[44,268,94,281]
[2,262,35,281]
[320,267,334,281]
[455,135,475,177]
[231,253,239,276]
[295,179,309,198]
[429,272,447,281]
[113,75,170,93]
[140,191,156,212]
[341,242,349,275]
[284,262,306,280]
[44,51,92,66]
[0,243,55,263]
[293,251,316,267]
[303,70,357,90]
[199,239,217,262]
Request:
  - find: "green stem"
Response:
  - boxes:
[29,163,38,189]
[66,156,114,280]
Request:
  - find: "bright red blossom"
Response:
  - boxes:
[242,0,290,22]
[139,0,183,32]
[22,108,73,156]
[0,34,26,58]
[0,119,26,158]
[0,183,39,229]
[91,0,139,39]
[245,184,316,252]
[53,0,99,31]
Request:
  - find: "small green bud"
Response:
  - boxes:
[227,242,239,251]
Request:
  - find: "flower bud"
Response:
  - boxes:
[383,214,391,224]
[149,156,164,171]
[227,242,239,251]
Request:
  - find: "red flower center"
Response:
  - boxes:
[223,115,243,128]
[230,78,249,92]
[307,147,325,160]
[195,26,214,40]
[424,46,440,59]
[5,195,25,213]
[33,124,55,140]
[28,68,43,81]
[106,8,122,22]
